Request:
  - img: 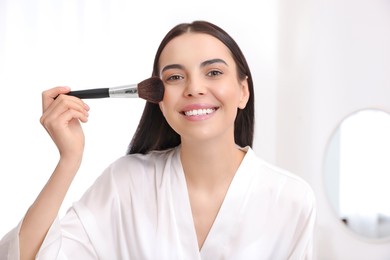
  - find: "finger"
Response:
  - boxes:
[42,93,89,119]
[42,109,88,154]
[42,86,71,112]
[40,97,89,126]
[41,106,89,132]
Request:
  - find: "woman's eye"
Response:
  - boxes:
[207,70,222,77]
[167,74,183,81]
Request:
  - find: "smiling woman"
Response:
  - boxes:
[157,33,249,146]
[0,20,316,260]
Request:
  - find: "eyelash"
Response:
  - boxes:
[207,70,223,77]
[167,75,183,81]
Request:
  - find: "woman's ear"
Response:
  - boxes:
[238,77,250,109]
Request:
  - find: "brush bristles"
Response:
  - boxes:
[137,76,165,103]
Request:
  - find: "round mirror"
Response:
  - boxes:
[324,109,390,240]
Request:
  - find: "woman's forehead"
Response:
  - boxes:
[158,33,233,68]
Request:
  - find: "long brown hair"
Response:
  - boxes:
[127,21,255,154]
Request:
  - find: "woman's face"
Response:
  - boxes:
[158,32,249,144]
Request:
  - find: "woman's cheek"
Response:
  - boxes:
[159,102,166,116]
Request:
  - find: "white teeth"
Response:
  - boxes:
[184,108,215,116]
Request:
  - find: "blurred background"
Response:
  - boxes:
[0,0,389,259]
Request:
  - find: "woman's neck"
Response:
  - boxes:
[180,139,246,190]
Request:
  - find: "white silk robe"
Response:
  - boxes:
[0,146,316,259]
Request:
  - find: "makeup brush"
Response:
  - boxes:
[66,76,164,103]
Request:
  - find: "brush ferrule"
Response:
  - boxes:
[108,84,139,98]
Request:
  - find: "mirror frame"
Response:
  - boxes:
[323,107,390,243]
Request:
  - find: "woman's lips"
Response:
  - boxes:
[183,108,216,116]
[180,104,219,119]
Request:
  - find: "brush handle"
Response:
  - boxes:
[67,88,109,99]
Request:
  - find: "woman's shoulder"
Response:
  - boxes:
[100,146,180,186]
[111,146,179,169]
[244,147,315,202]
[81,146,180,203]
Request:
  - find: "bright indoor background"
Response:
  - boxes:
[1,0,389,259]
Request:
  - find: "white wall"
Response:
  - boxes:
[0,0,278,239]
[276,0,390,259]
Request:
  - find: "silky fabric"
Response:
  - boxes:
[0,146,316,259]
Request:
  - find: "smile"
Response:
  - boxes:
[183,108,217,117]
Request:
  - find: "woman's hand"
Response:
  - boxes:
[40,86,90,160]
[18,87,90,260]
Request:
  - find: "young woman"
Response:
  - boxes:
[0,21,316,259]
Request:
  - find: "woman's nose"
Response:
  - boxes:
[184,78,207,97]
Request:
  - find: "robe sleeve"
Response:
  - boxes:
[0,208,99,260]
[0,219,23,260]
[0,163,120,260]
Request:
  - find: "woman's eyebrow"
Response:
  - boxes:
[200,58,228,67]
[161,64,184,74]
[160,58,228,74]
